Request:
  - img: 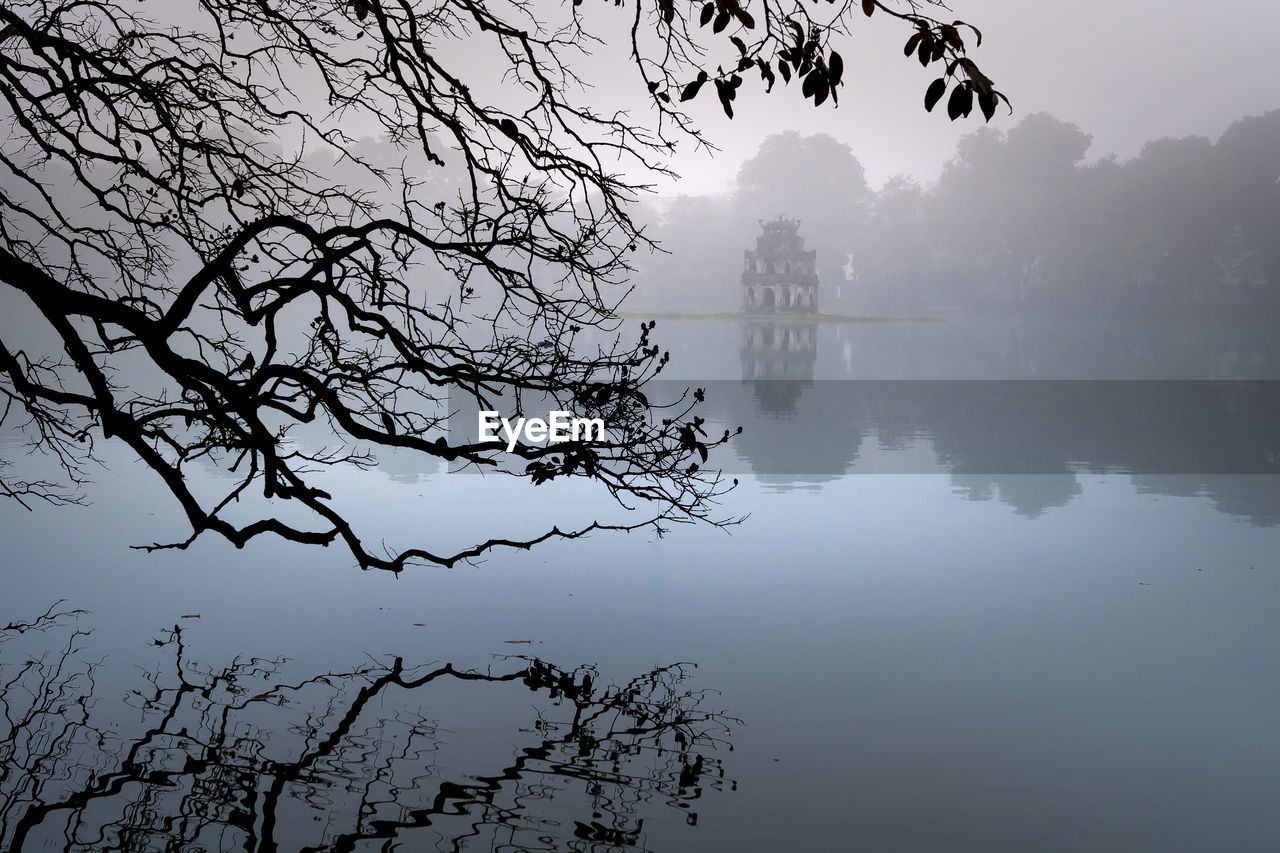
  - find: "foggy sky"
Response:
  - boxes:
[654,0,1280,194]
[98,1,1280,197]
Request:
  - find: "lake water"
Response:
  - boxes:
[3,316,1280,851]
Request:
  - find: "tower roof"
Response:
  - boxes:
[758,215,802,233]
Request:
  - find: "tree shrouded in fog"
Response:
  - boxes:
[734,131,872,293]
[0,0,1000,571]
[850,108,1280,315]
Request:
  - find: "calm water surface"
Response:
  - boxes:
[3,317,1279,851]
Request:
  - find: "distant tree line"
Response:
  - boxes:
[632,110,1280,317]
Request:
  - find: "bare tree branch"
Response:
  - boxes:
[0,0,996,570]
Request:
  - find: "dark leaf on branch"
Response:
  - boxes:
[757,59,776,92]
[801,67,825,101]
[680,71,708,102]
[714,78,735,118]
[978,87,997,121]
[957,57,994,95]
[924,77,947,112]
[918,36,933,67]
[947,82,973,120]
[828,51,844,86]
[957,19,983,47]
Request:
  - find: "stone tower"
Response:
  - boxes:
[741,216,819,313]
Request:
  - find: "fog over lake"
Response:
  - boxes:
[4,0,1280,849]
[6,305,1280,849]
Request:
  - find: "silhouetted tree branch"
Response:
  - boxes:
[0,0,997,570]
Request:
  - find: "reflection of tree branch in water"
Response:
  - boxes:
[0,610,738,852]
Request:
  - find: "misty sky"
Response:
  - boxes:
[654,0,1280,194]
[110,1,1280,198]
